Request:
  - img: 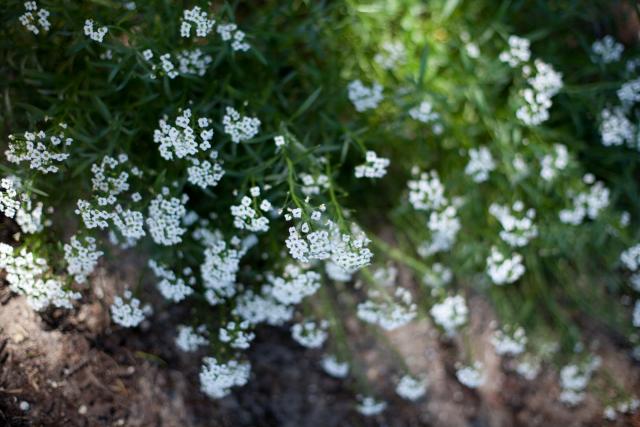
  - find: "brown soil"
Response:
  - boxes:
[1,258,640,427]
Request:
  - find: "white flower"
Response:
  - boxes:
[148,259,194,302]
[63,235,103,284]
[154,108,213,160]
[6,124,73,173]
[200,235,244,304]
[486,246,525,285]
[374,41,406,70]
[618,77,640,107]
[559,357,600,406]
[291,320,328,348]
[489,202,538,247]
[491,326,527,356]
[357,287,417,330]
[559,177,610,225]
[299,173,329,196]
[175,325,209,352]
[270,264,321,305]
[187,154,225,189]
[199,357,250,399]
[407,169,448,211]
[110,290,151,327]
[591,36,624,64]
[465,147,495,183]
[146,189,188,246]
[621,244,640,271]
[356,396,387,416]
[395,375,427,401]
[456,362,485,388]
[499,35,531,67]
[176,48,213,76]
[321,355,349,378]
[0,244,81,311]
[348,80,383,112]
[83,19,108,43]
[599,107,636,149]
[233,287,293,326]
[354,151,390,179]
[409,101,440,124]
[222,107,261,143]
[219,320,255,350]
[422,263,452,288]
[217,23,250,51]
[430,294,468,335]
[274,135,286,149]
[230,194,270,233]
[540,144,569,181]
[180,6,215,38]
[19,1,50,35]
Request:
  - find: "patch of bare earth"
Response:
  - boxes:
[1,255,640,426]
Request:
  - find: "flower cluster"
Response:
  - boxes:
[291,319,329,348]
[217,23,250,52]
[83,19,108,43]
[517,60,563,126]
[321,355,349,378]
[270,264,321,305]
[395,375,427,401]
[486,246,525,285]
[499,35,531,67]
[180,6,215,38]
[422,263,452,289]
[456,362,485,388]
[175,325,209,352]
[146,188,188,246]
[540,144,569,181]
[154,109,213,160]
[19,1,50,35]
[285,209,373,273]
[559,174,610,225]
[0,177,46,234]
[219,320,255,350]
[222,107,261,143]
[199,357,250,399]
[374,40,406,70]
[559,356,601,406]
[7,123,73,174]
[409,101,442,133]
[63,235,103,284]
[465,147,495,183]
[489,201,538,247]
[230,190,272,233]
[0,243,80,311]
[354,151,390,179]
[357,287,417,330]
[110,290,151,327]
[233,286,293,326]
[430,294,468,336]
[491,326,527,356]
[356,396,387,416]
[299,173,329,196]
[348,80,383,112]
[200,234,246,305]
[148,259,194,302]
[591,36,624,64]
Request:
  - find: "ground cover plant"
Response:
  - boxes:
[1,0,640,423]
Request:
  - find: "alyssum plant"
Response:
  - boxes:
[1,0,640,417]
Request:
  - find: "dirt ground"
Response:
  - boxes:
[1,251,640,427]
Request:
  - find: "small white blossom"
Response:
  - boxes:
[19,1,50,35]
[348,80,383,112]
[491,326,527,356]
[430,294,468,336]
[486,246,525,285]
[356,396,387,416]
[499,35,531,67]
[175,325,209,352]
[465,147,495,183]
[199,357,250,399]
[146,190,188,246]
[321,355,349,378]
[456,362,485,388]
[374,41,406,70]
[291,319,328,348]
[395,375,427,401]
[63,235,103,284]
[110,290,151,327]
[354,151,390,179]
[222,107,261,143]
[83,19,108,43]
[219,320,255,350]
[591,36,624,64]
[357,287,417,330]
[180,6,215,38]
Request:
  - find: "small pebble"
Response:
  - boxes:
[78,405,87,415]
